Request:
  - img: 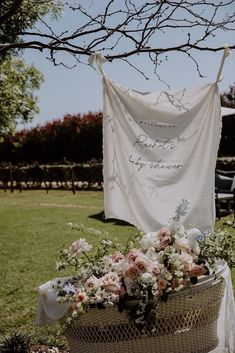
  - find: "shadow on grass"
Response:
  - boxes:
[89,211,133,226]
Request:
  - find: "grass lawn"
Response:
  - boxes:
[0,190,234,348]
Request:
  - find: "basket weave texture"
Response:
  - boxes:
[65,278,225,353]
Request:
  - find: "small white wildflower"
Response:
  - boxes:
[164,272,173,281]
[102,239,113,246]
[48,347,59,353]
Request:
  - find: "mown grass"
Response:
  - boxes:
[0,190,135,347]
[0,190,234,347]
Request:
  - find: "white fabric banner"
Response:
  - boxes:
[103,78,222,232]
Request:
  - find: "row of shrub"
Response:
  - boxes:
[0,112,103,164]
[0,161,103,191]
[0,110,234,165]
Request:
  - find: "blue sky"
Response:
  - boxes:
[21,3,235,129]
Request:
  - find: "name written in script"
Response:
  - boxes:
[134,134,176,151]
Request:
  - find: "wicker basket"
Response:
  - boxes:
[64,277,225,353]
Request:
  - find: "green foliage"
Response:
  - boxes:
[200,229,235,268]
[0,1,63,137]
[0,190,234,345]
[0,190,134,344]
[0,57,43,136]
[0,0,63,55]
[0,331,31,353]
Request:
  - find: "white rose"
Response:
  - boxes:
[139,232,160,250]
[187,228,201,255]
[174,234,190,253]
[113,258,129,274]
[84,275,101,290]
[140,272,154,283]
[101,272,121,293]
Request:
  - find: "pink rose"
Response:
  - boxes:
[188,263,206,277]
[171,278,177,289]
[179,253,194,271]
[127,250,142,262]
[159,227,171,240]
[158,278,168,290]
[84,276,100,290]
[152,264,162,276]
[156,227,171,251]
[156,238,170,251]
[101,272,121,293]
[111,252,125,262]
[134,257,149,272]
[124,264,140,279]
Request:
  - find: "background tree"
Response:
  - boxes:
[0,113,103,164]
[221,84,235,108]
[0,1,234,78]
[0,0,62,60]
[0,56,43,137]
[0,0,63,136]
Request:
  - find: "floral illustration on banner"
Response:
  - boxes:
[55,200,234,331]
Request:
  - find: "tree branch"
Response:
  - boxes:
[0,0,235,77]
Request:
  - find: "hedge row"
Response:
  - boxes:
[0,112,103,164]
[0,162,103,192]
[0,110,234,165]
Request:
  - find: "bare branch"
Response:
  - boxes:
[1,0,235,77]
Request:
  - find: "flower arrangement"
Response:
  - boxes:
[55,200,234,331]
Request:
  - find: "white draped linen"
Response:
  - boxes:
[103,78,221,232]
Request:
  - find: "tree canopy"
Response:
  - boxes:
[0,57,43,136]
[0,0,62,56]
[0,0,62,136]
[221,84,235,108]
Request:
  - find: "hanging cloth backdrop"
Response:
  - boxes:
[103,78,222,232]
